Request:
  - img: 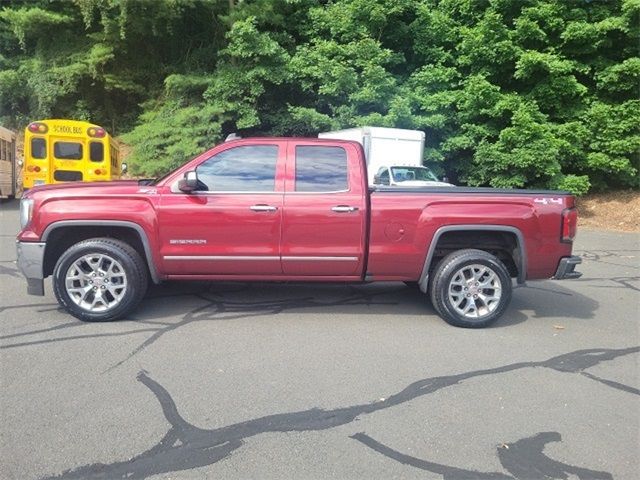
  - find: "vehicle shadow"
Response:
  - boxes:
[0,280,599,364]
[137,281,427,322]
[509,280,599,321]
[136,279,598,328]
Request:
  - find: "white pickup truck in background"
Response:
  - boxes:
[318,126,451,187]
[372,164,453,187]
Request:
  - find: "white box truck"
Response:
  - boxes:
[318,126,451,186]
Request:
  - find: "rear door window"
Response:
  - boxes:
[31,138,46,159]
[54,142,83,160]
[295,146,348,192]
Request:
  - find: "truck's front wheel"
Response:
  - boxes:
[429,249,512,328]
[52,238,148,322]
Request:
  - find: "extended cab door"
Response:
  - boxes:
[158,142,285,275]
[281,140,367,277]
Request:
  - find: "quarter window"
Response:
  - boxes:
[196,145,278,191]
[295,146,348,192]
[31,138,46,159]
[54,142,83,160]
[90,142,104,162]
[380,168,390,185]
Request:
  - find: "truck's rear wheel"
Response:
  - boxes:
[429,249,512,328]
[52,238,148,322]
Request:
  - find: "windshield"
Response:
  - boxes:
[390,166,439,182]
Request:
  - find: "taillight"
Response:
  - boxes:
[94,168,104,175]
[87,127,106,138]
[28,122,48,133]
[562,208,578,243]
[26,165,41,173]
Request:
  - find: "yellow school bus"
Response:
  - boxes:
[23,119,122,189]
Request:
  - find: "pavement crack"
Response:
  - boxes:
[351,431,613,479]
[40,346,638,479]
[580,371,640,395]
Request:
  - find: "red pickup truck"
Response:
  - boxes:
[16,137,581,328]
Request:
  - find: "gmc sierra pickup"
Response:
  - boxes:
[16,137,582,328]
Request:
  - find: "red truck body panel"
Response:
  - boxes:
[368,192,574,280]
[18,137,576,286]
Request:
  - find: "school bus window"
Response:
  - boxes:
[54,141,82,160]
[31,138,46,159]
[90,142,104,162]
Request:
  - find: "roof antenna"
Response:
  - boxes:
[225,133,241,142]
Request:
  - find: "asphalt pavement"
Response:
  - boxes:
[1,198,638,480]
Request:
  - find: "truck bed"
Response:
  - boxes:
[367,187,574,282]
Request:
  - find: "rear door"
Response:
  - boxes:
[281,141,366,277]
[158,142,285,275]
[51,137,85,183]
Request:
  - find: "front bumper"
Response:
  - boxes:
[553,255,582,280]
[16,241,46,295]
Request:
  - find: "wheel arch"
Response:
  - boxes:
[41,220,160,283]
[418,225,527,293]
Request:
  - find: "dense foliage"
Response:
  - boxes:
[1,0,638,193]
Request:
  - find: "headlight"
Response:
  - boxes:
[20,198,34,229]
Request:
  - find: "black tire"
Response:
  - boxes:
[52,238,148,322]
[429,249,512,328]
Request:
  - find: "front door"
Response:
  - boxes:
[158,142,285,275]
[281,141,366,277]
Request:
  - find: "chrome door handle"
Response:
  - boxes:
[250,204,278,212]
[331,205,359,213]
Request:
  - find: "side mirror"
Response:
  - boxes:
[373,175,381,185]
[442,176,449,183]
[178,170,199,193]
[121,162,128,174]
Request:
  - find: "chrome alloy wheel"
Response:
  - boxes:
[448,263,502,319]
[65,254,128,312]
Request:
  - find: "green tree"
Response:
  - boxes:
[1,0,637,193]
